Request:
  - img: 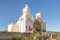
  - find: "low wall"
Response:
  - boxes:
[0,32,32,40]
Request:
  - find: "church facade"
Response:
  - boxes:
[8,4,46,33]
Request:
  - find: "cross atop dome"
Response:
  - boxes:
[25,4,28,8]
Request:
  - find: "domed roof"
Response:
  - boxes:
[36,13,42,17]
[23,4,30,13]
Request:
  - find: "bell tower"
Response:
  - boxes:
[23,4,30,15]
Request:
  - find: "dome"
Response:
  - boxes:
[36,12,42,19]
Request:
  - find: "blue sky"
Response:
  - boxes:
[0,0,60,32]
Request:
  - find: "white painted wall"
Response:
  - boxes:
[8,23,13,32]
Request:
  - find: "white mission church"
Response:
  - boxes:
[8,4,46,33]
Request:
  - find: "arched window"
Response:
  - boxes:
[28,18,30,20]
[26,26,27,29]
[29,26,32,31]
[21,18,24,21]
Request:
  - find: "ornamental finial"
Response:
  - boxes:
[25,4,28,8]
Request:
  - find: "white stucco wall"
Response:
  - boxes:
[8,24,13,32]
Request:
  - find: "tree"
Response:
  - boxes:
[33,19,41,34]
